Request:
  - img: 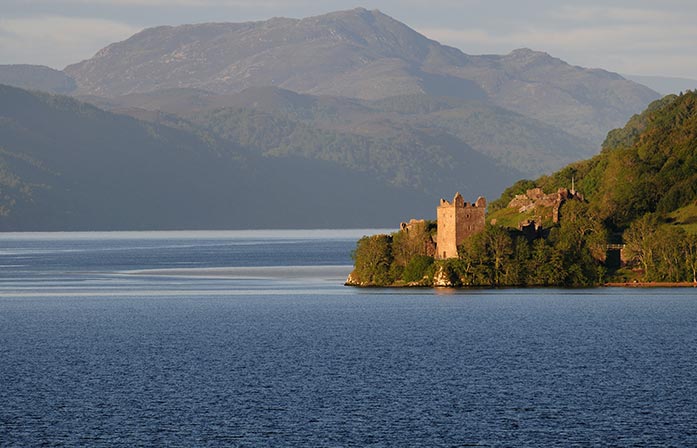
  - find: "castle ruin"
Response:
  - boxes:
[436,192,486,259]
[507,187,584,224]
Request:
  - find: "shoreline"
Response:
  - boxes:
[604,281,697,288]
[346,281,697,289]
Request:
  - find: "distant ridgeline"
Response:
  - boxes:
[346,92,697,287]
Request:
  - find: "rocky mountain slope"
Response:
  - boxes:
[65,8,659,145]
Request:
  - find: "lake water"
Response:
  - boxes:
[1,230,696,447]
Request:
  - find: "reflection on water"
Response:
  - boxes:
[0,230,367,297]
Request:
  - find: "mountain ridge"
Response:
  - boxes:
[64,8,658,145]
[0,8,671,230]
[0,64,76,94]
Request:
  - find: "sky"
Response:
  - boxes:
[1,0,696,80]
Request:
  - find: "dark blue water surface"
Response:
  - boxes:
[1,231,697,447]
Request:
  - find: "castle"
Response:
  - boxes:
[436,193,486,259]
[507,187,584,224]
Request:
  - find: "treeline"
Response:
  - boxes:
[191,106,520,193]
[350,201,610,287]
[623,214,697,283]
[350,220,437,286]
[349,197,697,288]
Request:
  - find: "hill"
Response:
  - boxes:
[0,84,448,230]
[65,8,658,146]
[0,65,76,94]
[488,91,697,283]
[84,86,590,177]
[491,91,697,231]
[350,91,697,287]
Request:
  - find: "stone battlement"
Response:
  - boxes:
[439,194,487,209]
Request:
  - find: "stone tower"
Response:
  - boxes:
[436,193,486,259]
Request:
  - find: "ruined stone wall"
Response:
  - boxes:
[507,187,584,224]
[398,219,436,259]
[436,193,486,259]
[436,204,458,259]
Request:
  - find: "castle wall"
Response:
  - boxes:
[437,205,458,259]
[436,193,486,259]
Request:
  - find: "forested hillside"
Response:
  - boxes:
[349,92,697,287]
[0,84,437,230]
[502,93,697,230]
[92,87,590,178]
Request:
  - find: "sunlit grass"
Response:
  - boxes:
[487,205,555,229]
[666,203,697,234]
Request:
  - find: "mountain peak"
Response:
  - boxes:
[314,7,383,19]
[62,8,658,145]
[64,7,442,97]
[509,47,548,56]
[501,47,566,72]
[507,48,556,62]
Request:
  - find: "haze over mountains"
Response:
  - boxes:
[0,64,76,94]
[0,84,445,230]
[64,8,657,145]
[0,8,665,230]
[623,74,697,96]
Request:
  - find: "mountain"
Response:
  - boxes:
[0,84,460,230]
[0,64,76,94]
[0,9,668,230]
[623,74,697,95]
[65,8,659,146]
[85,85,591,177]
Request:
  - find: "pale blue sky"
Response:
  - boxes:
[1,0,696,79]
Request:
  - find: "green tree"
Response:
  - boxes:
[351,234,394,285]
[682,233,697,284]
[623,214,659,280]
[391,220,435,267]
[508,237,531,286]
[526,238,565,286]
[653,227,685,281]
[483,225,514,286]
[402,255,435,283]
[456,240,480,286]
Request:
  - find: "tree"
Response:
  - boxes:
[558,200,607,261]
[483,225,514,286]
[351,234,394,285]
[509,237,531,286]
[526,239,550,285]
[653,227,685,282]
[391,220,434,267]
[682,234,697,284]
[623,214,659,279]
[402,255,434,283]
